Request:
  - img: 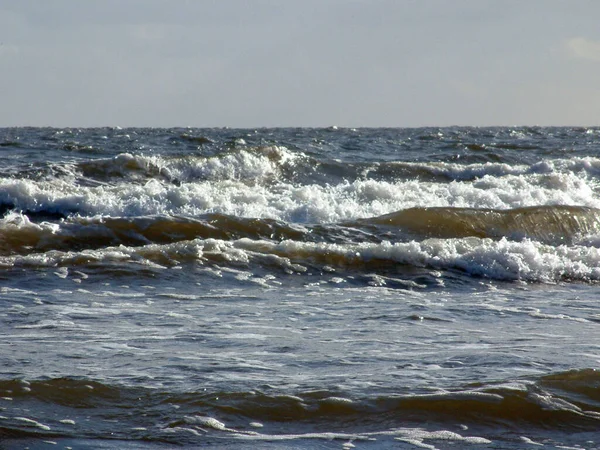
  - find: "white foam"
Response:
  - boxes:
[226,425,491,448]
[233,237,600,282]
[320,396,354,404]
[0,211,61,241]
[14,319,86,330]
[3,235,600,283]
[394,429,492,446]
[85,147,302,184]
[2,155,600,223]
[528,393,583,413]
[520,436,544,446]
[183,415,227,430]
[14,416,51,431]
[174,146,302,182]
[403,156,600,181]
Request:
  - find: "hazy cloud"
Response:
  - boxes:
[1,0,600,127]
[566,37,600,62]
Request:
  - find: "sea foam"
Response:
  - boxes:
[2,167,599,223]
[3,236,600,283]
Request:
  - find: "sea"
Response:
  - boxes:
[0,126,599,449]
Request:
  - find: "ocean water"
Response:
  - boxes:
[0,126,599,449]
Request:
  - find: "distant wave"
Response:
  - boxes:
[75,146,306,184]
[74,151,600,185]
[364,156,600,182]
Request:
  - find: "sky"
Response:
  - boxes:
[1,0,599,127]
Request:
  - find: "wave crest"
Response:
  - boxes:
[365,205,600,244]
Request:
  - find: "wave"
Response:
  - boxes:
[0,212,309,256]
[233,235,600,283]
[1,169,599,225]
[2,204,599,253]
[3,230,600,283]
[6,136,600,187]
[2,204,600,284]
[0,369,598,443]
[365,156,600,182]
[75,146,306,185]
[363,205,600,244]
[0,140,23,148]
[65,151,600,187]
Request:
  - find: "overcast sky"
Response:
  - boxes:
[1,0,599,127]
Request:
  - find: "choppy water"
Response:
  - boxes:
[1,127,599,449]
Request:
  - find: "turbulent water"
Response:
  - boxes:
[1,127,600,449]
